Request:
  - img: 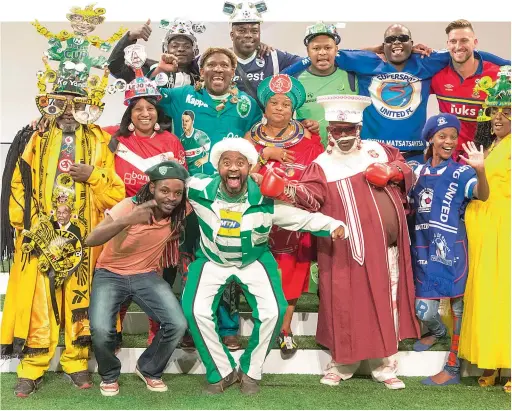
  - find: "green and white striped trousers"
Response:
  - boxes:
[182,251,287,383]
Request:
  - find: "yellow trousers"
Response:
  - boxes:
[17,271,89,380]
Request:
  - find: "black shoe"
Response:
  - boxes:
[278,331,298,355]
[14,377,43,397]
[203,370,239,394]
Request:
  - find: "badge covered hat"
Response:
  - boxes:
[257,74,306,111]
[106,44,164,106]
[304,21,342,46]
[159,18,205,55]
[317,95,372,123]
[223,0,268,24]
[33,3,127,123]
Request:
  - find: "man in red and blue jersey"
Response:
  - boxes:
[431,19,508,160]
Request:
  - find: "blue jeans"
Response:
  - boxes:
[415,297,464,375]
[90,268,187,382]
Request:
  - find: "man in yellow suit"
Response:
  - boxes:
[0,5,125,397]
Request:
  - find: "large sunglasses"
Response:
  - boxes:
[384,34,411,44]
[35,94,104,124]
[485,106,511,119]
[327,124,359,137]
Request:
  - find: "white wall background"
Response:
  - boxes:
[0,20,510,176]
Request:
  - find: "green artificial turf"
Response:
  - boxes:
[1,373,510,410]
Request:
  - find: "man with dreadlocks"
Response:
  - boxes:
[0,5,125,398]
[86,160,189,396]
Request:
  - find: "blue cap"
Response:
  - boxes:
[421,114,461,142]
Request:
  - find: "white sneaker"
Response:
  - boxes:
[381,377,405,390]
[320,372,342,386]
[100,381,120,396]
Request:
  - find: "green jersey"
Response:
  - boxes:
[159,86,262,175]
[296,68,358,147]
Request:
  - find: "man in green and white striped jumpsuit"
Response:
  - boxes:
[181,138,347,394]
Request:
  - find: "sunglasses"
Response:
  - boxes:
[384,34,411,44]
[486,106,511,119]
[35,94,104,124]
[327,124,359,137]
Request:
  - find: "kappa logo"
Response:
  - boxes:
[185,94,208,108]
[418,188,433,213]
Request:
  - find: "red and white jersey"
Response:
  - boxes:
[103,126,187,197]
[431,56,501,152]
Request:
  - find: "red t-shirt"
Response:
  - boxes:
[431,58,501,153]
[103,126,187,197]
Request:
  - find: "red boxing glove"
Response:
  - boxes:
[364,162,402,188]
[260,169,287,198]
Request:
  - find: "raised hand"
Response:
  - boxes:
[460,141,485,171]
[128,19,152,42]
[158,53,179,73]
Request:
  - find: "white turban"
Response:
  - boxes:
[210,138,259,170]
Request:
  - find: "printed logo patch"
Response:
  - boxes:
[237,95,252,118]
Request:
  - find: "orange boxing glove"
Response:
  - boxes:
[364,162,402,188]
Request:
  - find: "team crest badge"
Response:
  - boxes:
[336,111,347,121]
[437,116,448,127]
[159,166,168,175]
[368,149,379,158]
[255,58,265,68]
[418,188,433,213]
[431,233,453,266]
[269,74,292,94]
[237,95,251,118]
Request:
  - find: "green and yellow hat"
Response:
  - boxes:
[257,74,306,112]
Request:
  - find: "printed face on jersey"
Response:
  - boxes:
[265,94,293,126]
[231,23,261,56]
[218,151,250,196]
[200,52,236,95]
[182,112,194,135]
[491,106,511,138]
[131,98,157,135]
[431,127,458,161]
[307,35,337,73]
[447,28,477,65]
[149,179,185,215]
[383,25,413,65]
[56,94,81,133]
[327,121,360,152]
[56,204,72,226]
[167,36,196,66]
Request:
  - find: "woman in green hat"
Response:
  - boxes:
[245,74,324,355]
